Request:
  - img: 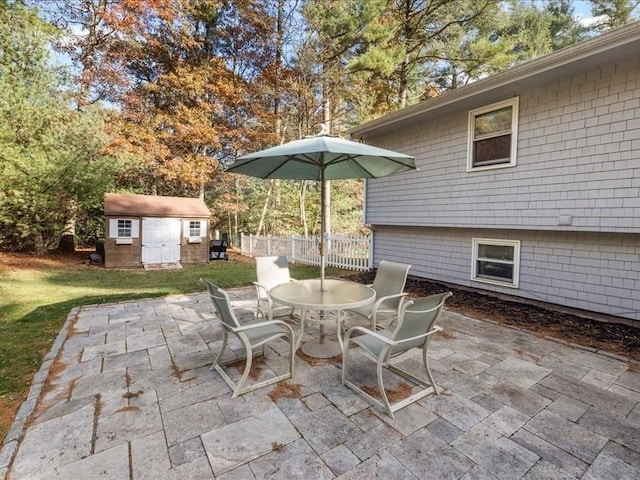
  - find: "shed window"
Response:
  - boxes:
[108,218,139,241]
[118,219,132,238]
[189,221,202,237]
[472,238,520,288]
[468,97,518,171]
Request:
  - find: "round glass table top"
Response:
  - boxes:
[269,278,375,311]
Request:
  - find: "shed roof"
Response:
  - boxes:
[350,21,640,138]
[104,193,211,218]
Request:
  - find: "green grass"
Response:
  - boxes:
[0,256,342,440]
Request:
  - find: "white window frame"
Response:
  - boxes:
[117,219,132,238]
[189,220,201,238]
[184,220,206,243]
[109,218,139,243]
[471,238,520,288]
[467,97,519,172]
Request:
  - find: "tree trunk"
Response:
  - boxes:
[58,201,78,252]
[34,213,46,255]
[256,180,274,235]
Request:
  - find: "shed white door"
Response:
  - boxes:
[141,218,181,264]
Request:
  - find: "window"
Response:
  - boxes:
[468,97,518,171]
[472,238,520,288]
[117,219,132,238]
[185,220,206,242]
[108,218,139,243]
[189,221,201,238]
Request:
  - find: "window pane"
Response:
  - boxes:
[189,221,200,237]
[478,244,514,261]
[473,134,511,166]
[477,261,514,281]
[474,106,512,136]
[117,219,132,238]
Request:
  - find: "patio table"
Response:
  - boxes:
[269,278,375,358]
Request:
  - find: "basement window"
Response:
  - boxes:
[472,238,520,288]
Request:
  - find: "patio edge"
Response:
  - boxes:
[0,306,79,480]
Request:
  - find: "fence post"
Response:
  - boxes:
[368,234,373,271]
[290,235,296,263]
[249,234,253,257]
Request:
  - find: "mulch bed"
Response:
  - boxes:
[346,271,640,363]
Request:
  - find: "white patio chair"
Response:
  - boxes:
[344,260,411,331]
[253,255,296,319]
[342,291,452,419]
[201,279,295,397]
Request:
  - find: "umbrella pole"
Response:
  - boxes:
[320,171,326,291]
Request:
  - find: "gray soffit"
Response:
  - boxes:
[349,21,640,139]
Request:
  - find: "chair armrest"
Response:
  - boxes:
[369,293,408,330]
[232,319,294,334]
[253,281,271,297]
[372,292,408,312]
[343,326,395,345]
[391,326,441,347]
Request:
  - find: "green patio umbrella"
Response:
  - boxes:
[225,134,417,290]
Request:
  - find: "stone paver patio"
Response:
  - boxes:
[1,287,639,479]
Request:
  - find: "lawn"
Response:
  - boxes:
[0,250,344,443]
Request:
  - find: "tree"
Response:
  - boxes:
[545,0,588,50]
[0,1,117,253]
[589,0,640,32]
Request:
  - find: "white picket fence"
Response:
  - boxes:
[240,234,372,271]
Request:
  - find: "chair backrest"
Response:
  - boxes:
[371,260,411,306]
[201,279,240,330]
[255,256,292,293]
[389,291,452,355]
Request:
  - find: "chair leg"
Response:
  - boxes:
[211,331,228,371]
[422,345,439,395]
[376,356,394,419]
[232,338,254,398]
[341,341,351,385]
[294,307,308,351]
[288,332,295,379]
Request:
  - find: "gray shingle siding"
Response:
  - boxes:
[366,56,640,233]
[373,226,640,322]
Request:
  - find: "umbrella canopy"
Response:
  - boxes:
[225,134,417,289]
[226,135,416,181]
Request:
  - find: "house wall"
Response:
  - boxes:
[363,55,640,323]
[365,56,640,233]
[372,225,640,323]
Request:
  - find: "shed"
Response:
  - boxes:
[104,193,211,268]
